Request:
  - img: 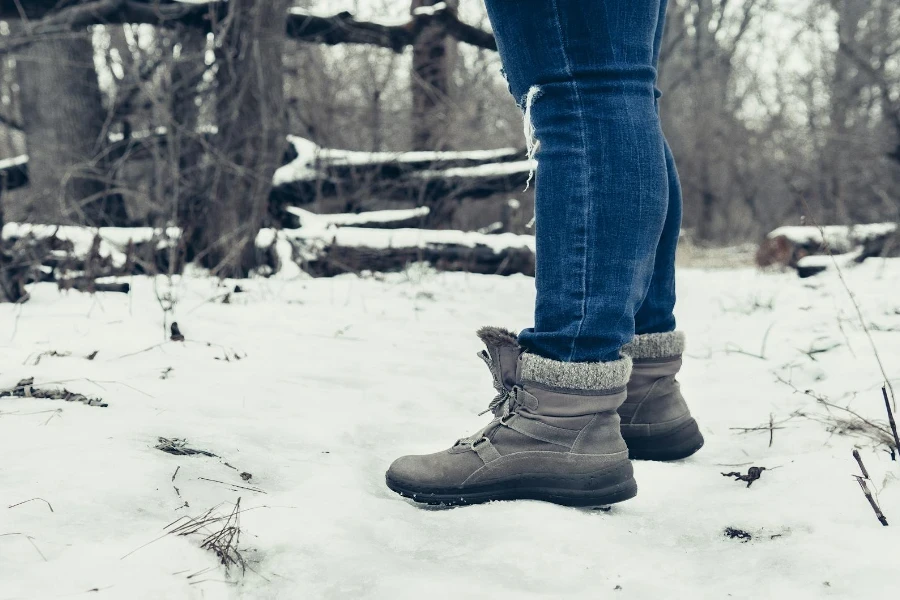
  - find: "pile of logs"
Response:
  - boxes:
[0,222,186,302]
[0,206,536,301]
[756,223,899,276]
[0,137,538,300]
[0,136,533,230]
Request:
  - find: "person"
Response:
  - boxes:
[386,0,703,507]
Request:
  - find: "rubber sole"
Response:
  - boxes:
[386,463,637,508]
[624,417,704,461]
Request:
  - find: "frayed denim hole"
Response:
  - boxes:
[521,86,541,229]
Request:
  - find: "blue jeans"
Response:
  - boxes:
[483,0,681,363]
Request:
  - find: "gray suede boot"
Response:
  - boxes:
[619,331,704,461]
[385,327,637,507]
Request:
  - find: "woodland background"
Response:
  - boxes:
[0,0,897,284]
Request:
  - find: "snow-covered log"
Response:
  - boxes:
[0,220,535,300]
[271,138,532,224]
[285,226,535,277]
[0,223,186,301]
[756,223,898,270]
[287,207,431,230]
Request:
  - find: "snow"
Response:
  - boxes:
[412,2,448,17]
[287,206,430,228]
[417,159,536,179]
[273,136,523,186]
[288,6,412,27]
[2,259,900,598]
[768,223,897,249]
[796,252,860,270]
[286,224,535,254]
[321,146,520,166]
[0,154,27,170]
[272,137,320,185]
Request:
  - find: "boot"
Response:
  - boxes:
[619,331,704,461]
[385,327,637,507]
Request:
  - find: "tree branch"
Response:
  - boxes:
[0,1,498,54]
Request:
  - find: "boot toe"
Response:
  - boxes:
[386,449,483,490]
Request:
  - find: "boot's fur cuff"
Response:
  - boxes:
[622,331,685,360]
[476,326,519,348]
[521,354,632,391]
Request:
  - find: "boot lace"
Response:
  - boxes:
[456,351,522,448]
[477,350,515,417]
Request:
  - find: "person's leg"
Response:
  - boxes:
[385,0,672,506]
[617,0,704,462]
[485,0,669,363]
[634,0,681,335]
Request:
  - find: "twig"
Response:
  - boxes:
[172,466,180,482]
[798,199,896,409]
[852,450,888,526]
[0,532,47,561]
[854,476,888,526]
[769,413,775,448]
[724,322,775,360]
[198,477,266,494]
[883,386,900,460]
[8,497,54,512]
[722,466,767,488]
[775,374,893,440]
[115,341,170,360]
[852,449,870,479]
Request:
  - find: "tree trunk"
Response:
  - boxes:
[826,0,865,224]
[189,0,289,277]
[165,25,206,247]
[410,0,458,151]
[17,31,128,226]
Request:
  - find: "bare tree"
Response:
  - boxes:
[185,0,290,277]
[16,30,127,225]
[411,0,459,150]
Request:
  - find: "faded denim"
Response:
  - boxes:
[483,0,682,362]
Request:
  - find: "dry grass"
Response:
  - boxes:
[675,240,757,269]
[166,498,246,574]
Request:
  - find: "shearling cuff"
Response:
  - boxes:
[476,326,519,349]
[622,331,685,360]
[520,353,631,391]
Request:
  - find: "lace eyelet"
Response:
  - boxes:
[473,436,489,447]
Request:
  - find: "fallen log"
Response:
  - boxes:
[270,138,531,223]
[286,226,535,277]
[1,218,537,302]
[756,223,898,270]
[1,223,183,301]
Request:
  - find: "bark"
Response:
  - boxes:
[303,239,534,277]
[188,0,289,277]
[167,25,207,244]
[411,0,458,150]
[16,31,127,225]
[0,1,497,53]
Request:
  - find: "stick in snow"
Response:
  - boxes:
[852,450,888,526]
[8,497,54,512]
[883,386,900,460]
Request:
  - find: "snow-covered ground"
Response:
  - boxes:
[2,259,900,599]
